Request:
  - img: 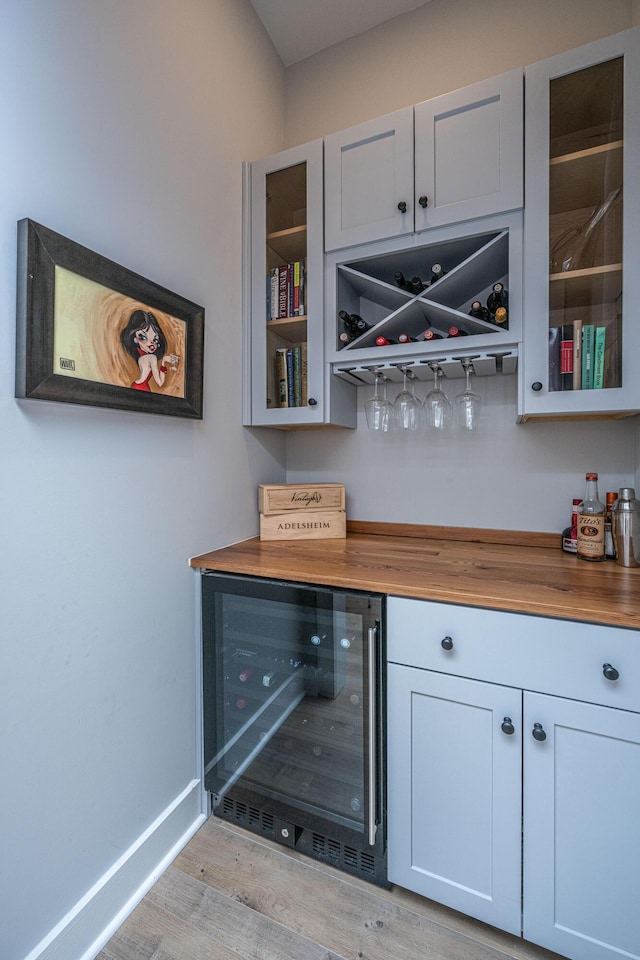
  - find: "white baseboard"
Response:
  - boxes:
[25,779,207,960]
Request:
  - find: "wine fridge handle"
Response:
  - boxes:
[367,623,378,846]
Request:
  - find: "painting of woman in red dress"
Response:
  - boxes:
[119,309,180,392]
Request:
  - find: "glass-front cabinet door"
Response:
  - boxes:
[519,27,640,421]
[245,140,327,427]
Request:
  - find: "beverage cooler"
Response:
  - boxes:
[201,572,387,886]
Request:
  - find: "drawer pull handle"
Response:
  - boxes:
[603,663,620,681]
[501,717,515,735]
[397,200,407,213]
[532,722,547,742]
[440,636,453,651]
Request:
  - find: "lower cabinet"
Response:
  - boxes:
[387,598,640,960]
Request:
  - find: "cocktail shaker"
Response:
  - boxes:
[611,487,640,567]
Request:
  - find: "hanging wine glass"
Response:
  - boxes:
[455,358,482,431]
[424,364,453,432]
[392,365,422,431]
[365,369,392,431]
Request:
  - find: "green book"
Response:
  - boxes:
[593,327,606,389]
[581,324,595,389]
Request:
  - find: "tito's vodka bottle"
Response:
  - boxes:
[576,472,605,561]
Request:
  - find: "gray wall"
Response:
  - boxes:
[284,0,640,533]
[0,3,286,959]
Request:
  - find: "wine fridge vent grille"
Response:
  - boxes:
[311,832,377,877]
[221,797,275,835]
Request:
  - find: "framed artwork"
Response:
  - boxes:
[15,219,205,419]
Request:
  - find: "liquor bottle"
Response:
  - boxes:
[394,271,408,289]
[493,306,508,328]
[576,472,605,561]
[375,335,396,346]
[447,325,468,338]
[398,333,418,343]
[469,300,490,322]
[430,263,445,284]
[487,282,508,315]
[605,491,618,559]
[561,498,581,553]
[338,309,370,336]
[422,328,443,340]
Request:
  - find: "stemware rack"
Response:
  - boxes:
[333,349,518,385]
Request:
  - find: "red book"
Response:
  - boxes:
[560,323,574,390]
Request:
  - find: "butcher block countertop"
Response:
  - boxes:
[190,522,640,631]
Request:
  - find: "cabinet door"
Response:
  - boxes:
[523,692,640,960]
[247,140,328,427]
[520,27,640,420]
[324,107,414,251]
[414,69,523,232]
[387,664,522,935]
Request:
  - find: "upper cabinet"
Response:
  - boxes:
[519,27,640,421]
[324,69,524,252]
[244,140,355,428]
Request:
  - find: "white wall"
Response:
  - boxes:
[284,0,639,533]
[0,3,285,959]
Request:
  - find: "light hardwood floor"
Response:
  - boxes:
[97,816,565,960]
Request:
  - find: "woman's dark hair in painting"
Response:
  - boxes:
[120,309,168,359]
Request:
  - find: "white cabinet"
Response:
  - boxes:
[519,26,640,421]
[324,70,523,252]
[387,597,640,960]
[244,140,355,428]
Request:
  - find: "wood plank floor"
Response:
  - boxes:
[97,816,565,960]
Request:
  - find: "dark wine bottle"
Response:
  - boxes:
[430,263,445,284]
[486,282,508,315]
[238,666,253,682]
[375,335,397,346]
[493,305,508,327]
[338,309,370,336]
[338,331,354,346]
[447,325,468,338]
[398,333,418,343]
[469,300,490,322]
[394,271,408,289]
[408,276,426,294]
[422,328,443,340]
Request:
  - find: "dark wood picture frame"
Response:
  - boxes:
[16,219,205,419]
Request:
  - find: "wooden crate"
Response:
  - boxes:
[259,509,346,541]
[258,482,345,516]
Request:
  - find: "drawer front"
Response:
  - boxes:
[387,597,640,712]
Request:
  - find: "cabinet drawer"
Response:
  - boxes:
[387,597,640,712]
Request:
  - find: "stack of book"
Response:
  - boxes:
[549,321,613,391]
[274,343,307,407]
[267,259,306,320]
[258,482,346,541]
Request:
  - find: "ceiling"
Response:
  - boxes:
[249,0,433,66]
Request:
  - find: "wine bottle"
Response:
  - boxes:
[487,282,508,315]
[394,271,408,289]
[338,331,354,346]
[408,276,426,294]
[469,300,490,322]
[422,328,443,340]
[576,472,605,561]
[238,666,254,682]
[494,306,508,327]
[398,333,418,343]
[375,335,396,346]
[447,325,468,338]
[430,263,445,284]
[338,309,370,336]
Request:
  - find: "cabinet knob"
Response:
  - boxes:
[440,636,453,651]
[602,662,619,681]
[418,195,429,208]
[501,717,515,735]
[532,722,547,742]
[531,381,543,392]
[308,397,318,406]
[397,201,407,213]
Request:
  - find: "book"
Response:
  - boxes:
[275,348,288,407]
[593,326,606,389]
[548,326,561,391]
[572,319,582,390]
[581,324,595,389]
[278,266,289,319]
[560,323,574,390]
[301,341,308,406]
[286,348,295,407]
[292,344,303,406]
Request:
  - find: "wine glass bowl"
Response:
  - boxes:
[424,364,453,432]
[455,359,482,431]
[393,365,422,431]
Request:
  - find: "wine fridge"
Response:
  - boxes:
[201,572,387,886]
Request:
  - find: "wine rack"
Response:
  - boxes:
[326,212,521,380]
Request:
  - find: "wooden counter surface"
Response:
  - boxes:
[190,522,640,631]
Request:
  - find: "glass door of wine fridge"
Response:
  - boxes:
[201,572,386,885]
